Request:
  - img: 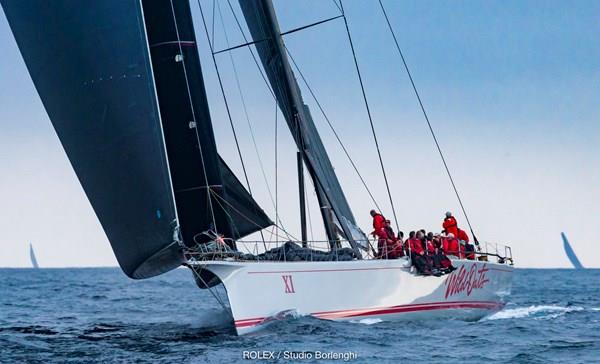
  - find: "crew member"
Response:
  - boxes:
[442,211,459,237]
[370,210,386,236]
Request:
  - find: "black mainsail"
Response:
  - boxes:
[2,0,271,278]
[238,0,368,252]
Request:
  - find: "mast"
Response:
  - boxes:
[239,0,368,254]
[297,152,307,247]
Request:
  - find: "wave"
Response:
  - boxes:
[483,305,584,321]
[351,318,383,325]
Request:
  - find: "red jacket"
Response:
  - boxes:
[443,216,459,237]
[426,240,435,254]
[443,237,460,256]
[457,228,469,243]
[372,214,385,235]
[407,238,424,255]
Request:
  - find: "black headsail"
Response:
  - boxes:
[141,0,271,248]
[2,0,271,278]
[1,0,183,278]
[238,0,368,253]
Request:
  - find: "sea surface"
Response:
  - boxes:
[1,268,599,363]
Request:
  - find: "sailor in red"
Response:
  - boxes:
[457,228,469,243]
[443,233,461,257]
[370,210,386,237]
[375,228,389,258]
[442,211,459,237]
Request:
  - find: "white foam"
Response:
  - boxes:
[484,305,583,321]
[352,318,383,325]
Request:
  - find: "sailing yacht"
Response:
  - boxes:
[2,0,513,335]
[29,243,39,269]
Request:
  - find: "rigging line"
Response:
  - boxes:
[185,264,228,309]
[215,0,270,249]
[275,99,280,243]
[211,0,216,47]
[377,0,479,245]
[279,15,344,37]
[225,0,276,99]
[339,0,400,233]
[197,0,253,204]
[220,0,292,237]
[212,37,268,55]
[216,1,279,218]
[284,45,383,213]
[331,0,342,13]
[168,0,218,235]
[210,189,299,242]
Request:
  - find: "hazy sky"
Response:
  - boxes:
[1,0,598,268]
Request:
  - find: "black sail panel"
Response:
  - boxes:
[218,157,273,239]
[142,0,272,246]
[1,0,184,278]
[238,0,368,252]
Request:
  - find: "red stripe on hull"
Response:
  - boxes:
[234,301,504,328]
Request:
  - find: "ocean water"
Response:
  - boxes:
[1,268,599,363]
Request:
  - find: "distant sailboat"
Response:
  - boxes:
[562,232,584,269]
[29,243,39,269]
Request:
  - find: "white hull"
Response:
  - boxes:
[194,258,513,335]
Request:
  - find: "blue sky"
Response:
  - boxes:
[1,0,599,268]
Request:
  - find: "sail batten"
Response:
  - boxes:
[238,0,367,253]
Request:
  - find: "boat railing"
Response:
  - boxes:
[185,238,514,265]
[476,241,514,265]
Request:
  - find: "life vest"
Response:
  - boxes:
[443,216,459,237]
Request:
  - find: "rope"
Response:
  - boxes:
[197,1,252,198]
[214,0,270,249]
[210,189,300,242]
[167,0,218,235]
[225,0,276,99]
[216,1,288,238]
[185,263,228,310]
[285,46,382,213]
[377,0,479,246]
[339,1,400,233]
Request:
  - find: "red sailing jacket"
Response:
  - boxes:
[426,240,435,254]
[443,237,460,256]
[443,216,459,237]
[408,238,424,255]
[371,214,386,236]
[457,228,469,243]
[372,214,385,231]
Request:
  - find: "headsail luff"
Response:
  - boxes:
[238,0,368,253]
[142,0,271,248]
[2,0,184,279]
